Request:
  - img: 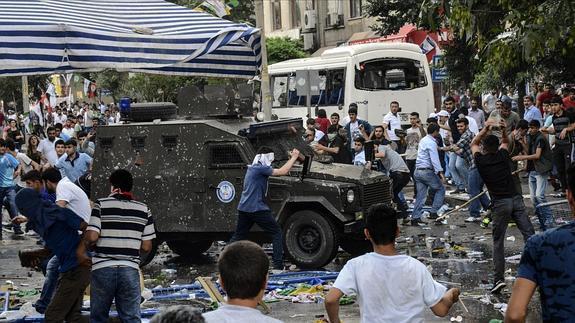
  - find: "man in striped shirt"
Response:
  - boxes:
[81,169,155,323]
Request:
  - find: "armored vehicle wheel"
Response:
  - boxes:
[166,240,213,257]
[339,237,372,256]
[129,102,177,122]
[283,210,338,269]
[140,239,159,267]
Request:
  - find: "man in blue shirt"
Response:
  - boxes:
[55,138,92,183]
[522,95,543,124]
[13,188,90,322]
[229,146,300,270]
[411,123,445,226]
[0,138,22,236]
[506,165,575,322]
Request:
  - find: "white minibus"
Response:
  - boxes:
[268,42,434,127]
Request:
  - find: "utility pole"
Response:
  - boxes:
[21,76,29,113]
[254,0,272,120]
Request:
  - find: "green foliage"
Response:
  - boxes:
[0,75,49,112]
[168,0,254,24]
[364,0,428,36]
[89,70,129,103]
[266,37,308,65]
[124,74,203,103]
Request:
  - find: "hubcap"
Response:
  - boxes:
[297,225,321,254]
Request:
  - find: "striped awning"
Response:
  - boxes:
[0,0,261,78]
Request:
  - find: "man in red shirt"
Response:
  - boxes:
[562,88,575,109]
[315,109,331,134]
[536,84,554,114]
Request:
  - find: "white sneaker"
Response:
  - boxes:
[464,217,480,223]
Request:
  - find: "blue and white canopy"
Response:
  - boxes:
[0,0,261,78]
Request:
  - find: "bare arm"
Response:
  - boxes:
[56,200,68,208]
[505,278,537,323]
[499,121,509,151]
[513,147,542,161]
[471,123,490,155]
[141,240,152,253]
[430,288,460,317]
[272,149,300,176]
[325,287,344,323]
[315,143,339,154]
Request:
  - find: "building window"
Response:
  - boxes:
[291,0,302,28]
[272,0,282,30]
[349,0,362,18]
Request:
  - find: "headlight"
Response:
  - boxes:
[346,189,355,203]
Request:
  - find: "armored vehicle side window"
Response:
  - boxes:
[209,143,246,169]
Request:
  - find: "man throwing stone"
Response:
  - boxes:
[229,147,300,270]
[472,120,534,294]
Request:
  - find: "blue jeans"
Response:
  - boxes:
[444,153,451,178]
[229,210,283,269]
[91,266,141,323]
[1,186,19,232]
[448,153,468,190]
[412,169,445,219]
[34,255,59,314]
[528,171,553,230]
[468,167,491,218]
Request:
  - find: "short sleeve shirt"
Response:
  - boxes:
[56,177,91,222]
[333,253,446,323]
[517,222,575,322]
[0,153,19,188]
[551,108,575,146]
[383,112,401,141]
[237,164,274,213]
[474,149,518,198]
[405,127,423,160]
[55,152,92,183]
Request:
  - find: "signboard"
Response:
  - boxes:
[431,55,447,81]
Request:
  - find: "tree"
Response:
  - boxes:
[266,37,308,65]
[0,75,50,112]
[125,74,203,103]
[168,0,254,24]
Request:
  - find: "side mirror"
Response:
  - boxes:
[338,104,343,111]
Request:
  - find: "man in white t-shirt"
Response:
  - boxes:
[37,127,61,166]
[42,167,91,223]
[382,101,403,153]
[203,241,281,323]
[325,204,460,323]
[483,90,498,115]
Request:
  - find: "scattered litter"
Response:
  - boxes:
[493,302,508,314]
[506,236,516,242]
[466,251,484,258]
[505,254,522,264]
[489,320,503,323]
[450,315,463,322]
[290,314,306,318]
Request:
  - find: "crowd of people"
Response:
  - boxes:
[1,84,574,322]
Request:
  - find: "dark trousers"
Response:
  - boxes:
[44,265,90,323]
[90,266,141,323]
[389,171,410,215]
[229,210,284,269]
[406,159,417,196]
[552,144,572,192]
[491,196,535,282]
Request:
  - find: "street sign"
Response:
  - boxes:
[431,55,447,81]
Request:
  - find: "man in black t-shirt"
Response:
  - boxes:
[541,96,575,196]
[472,120,535,294]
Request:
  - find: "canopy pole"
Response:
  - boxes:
[21,76,29,113]
[255,0,272,120]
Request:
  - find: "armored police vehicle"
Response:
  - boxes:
[92,96,392,269]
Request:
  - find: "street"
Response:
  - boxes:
[0,182,553,322]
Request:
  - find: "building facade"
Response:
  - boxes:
[263,0,377,53]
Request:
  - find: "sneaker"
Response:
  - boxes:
[464,217,480,223]
[450,189,465,195]
[427,212,439,220]
[446,179,455,186]
[480,209,492,218]
[2,227,14,234]
[491,280,506,294]
[411,218,428,226]
[402,217,412,225]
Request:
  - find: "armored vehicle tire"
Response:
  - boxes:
[140,239,159,267]
[130,102,177,122]
[339,237,372,256]
[283,210,338,269]
[167,240,213,257]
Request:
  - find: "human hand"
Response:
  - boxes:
[290,148,300,159]
[512,155,523,162]
[12,215,28,224]
[449,288,460,303]
[77,253,92,268]
[559,128,568,140]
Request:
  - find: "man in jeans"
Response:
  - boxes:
[229,146,300,270]
[473,120,534,294]
[411,123,445,226]
[80,169,156,323]
[0,138,22,236]
[541,96,575,196]
[513,120,554,230]
[440,97,467,193]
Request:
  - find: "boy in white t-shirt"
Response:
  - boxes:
[203,241,282,323]
[325,204,460,323]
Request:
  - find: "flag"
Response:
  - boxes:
[83,79,90,95]
[420,35,437,54]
